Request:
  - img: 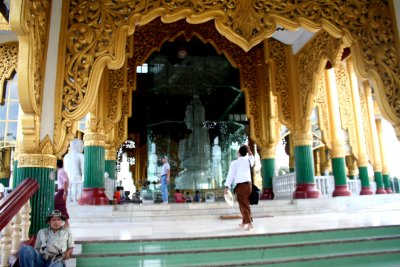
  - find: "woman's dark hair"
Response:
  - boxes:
[57,159,63,168]
[238,145,248,156]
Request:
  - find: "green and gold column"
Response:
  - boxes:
[293,131,320,199]
[364,82,386,194]
[376,119,392,193]
[14,153,56,236]
[105,145,116,180]
[78,131,109,205]
[0,148,11,187]
[325,68,351,197]
[289,136,295,173]
[259,146,275,200]
[347,59,372,194]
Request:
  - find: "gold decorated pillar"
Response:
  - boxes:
[324,68,351,196]
[245,42,279,200]
[78,112,109,205]
[376,119,393,193]
[347,59,372,194]
[364,81,385,194]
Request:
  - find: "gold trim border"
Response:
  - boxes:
[18,153,57,168]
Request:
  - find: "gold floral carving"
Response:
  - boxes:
[335,63,357,157]
[108,65,127,124]
[315,73,331,147]
[0,42,18,104]
[293,131,313,147]
[18,153,56,168]
[105,146,116,161]
[297,31,345,128]
[83,132,106,147]
[359,86,373,167]
[267,39,291,129]
[62,0,400,135]
[259,146,276,160]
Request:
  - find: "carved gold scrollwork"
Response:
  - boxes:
[267,39,292,129]
[315,73,330,147]
[108,66,127,124]
[0,42,18,104]
[335,62,357,157]
[60,0,400,150]
[359,86,373,166]
[297,31,345,126]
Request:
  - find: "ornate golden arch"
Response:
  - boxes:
[53,0,400,154]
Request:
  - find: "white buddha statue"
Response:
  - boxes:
[64,138,84,201]
[117,153,136,198]
[211,137,223,187]
[176,95,211,189]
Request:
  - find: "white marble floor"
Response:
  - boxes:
[69,200,400,242]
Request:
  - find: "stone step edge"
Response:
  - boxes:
[75,225,400,244]
[74,239,400,258]
[195,249,400,267]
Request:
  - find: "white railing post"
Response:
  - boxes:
[11,211,22,254]
[0,222,12,267]
[20,201,31,242]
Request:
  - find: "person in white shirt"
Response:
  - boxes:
[224,145,255,231]
[160,156,170,204]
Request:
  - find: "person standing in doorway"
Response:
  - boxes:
[160,155,170,204]
[55,159,70,227]
[224,145,254,231]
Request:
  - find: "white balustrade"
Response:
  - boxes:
[0,199,33,266]
[272,173,296,199]
[0,222,12,267]
[273,174,378,198]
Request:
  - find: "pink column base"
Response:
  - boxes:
[360,186,374,195]
[376,188,387,194]
[385,188,393,194]
[260,188,274,200]
[78,188,109,205]
[293,184,320,199]
[333,185,352,197]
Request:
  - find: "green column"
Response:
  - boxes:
[16,165,56,236]
[374,171,386,194]
[105,160,116,180]
[293,145,320,199]
[331,157,351,197]
[0,178,9,187]
[84,146,105,188]
[359,166,373,195]
[383,174,392,193]
[12,159,19,187]
[260,158,275,200]
[78,145,108,205]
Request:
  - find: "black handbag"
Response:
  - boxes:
[249,160,260,205]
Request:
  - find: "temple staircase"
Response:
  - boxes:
[70,225,400,266]
[66,194,400,266]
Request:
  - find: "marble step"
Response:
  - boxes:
[73,226,400,266]
[68,194,400,223]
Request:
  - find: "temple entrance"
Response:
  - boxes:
[130,36,247,191]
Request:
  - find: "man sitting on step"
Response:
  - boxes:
[18,210,75,267]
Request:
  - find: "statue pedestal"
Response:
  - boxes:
[78,188,109,205]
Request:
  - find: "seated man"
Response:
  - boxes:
[19,210,75,267]
[185,191,193,203]
[173,189,185,203]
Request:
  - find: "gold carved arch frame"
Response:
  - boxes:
[55,0,400,155]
